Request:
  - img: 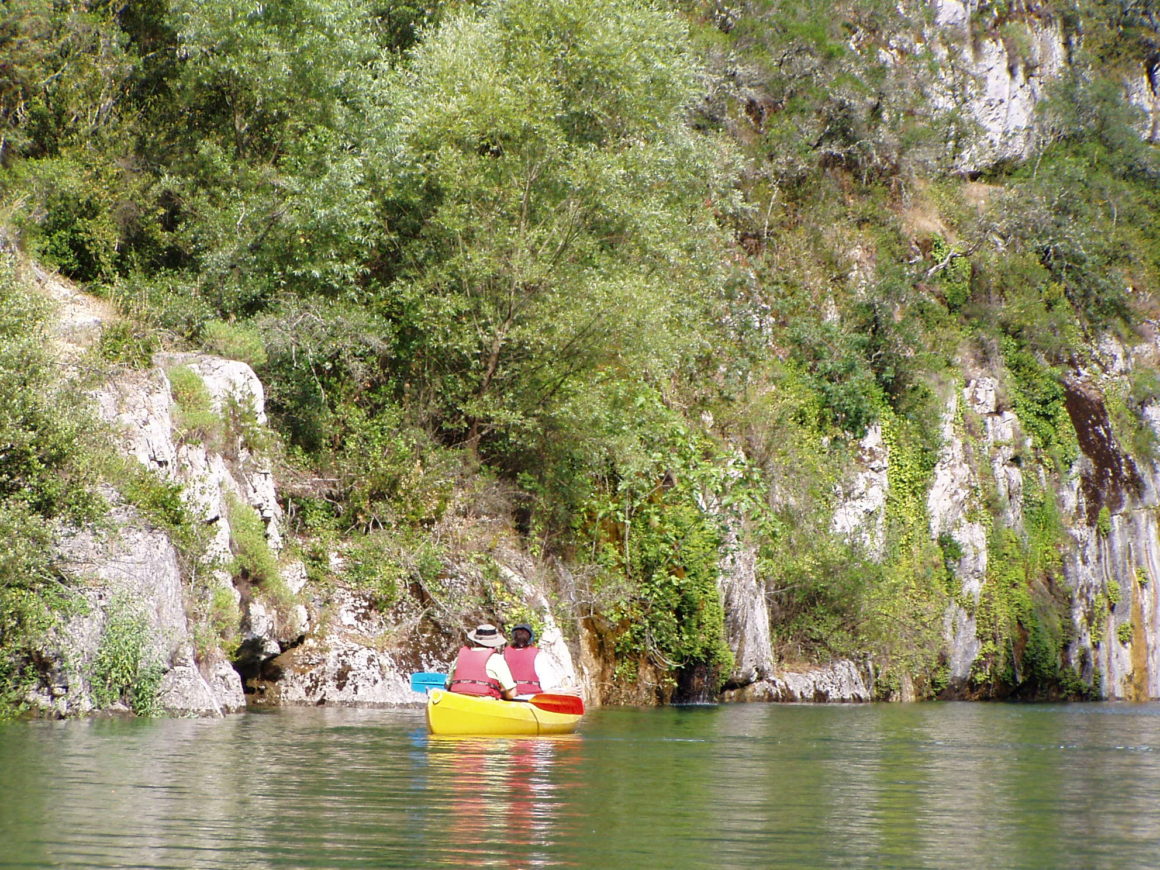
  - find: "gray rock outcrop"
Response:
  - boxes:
[928,2,1070,170]
[36,505,245,717]
[832,424,889,558]
[727,661,871,703]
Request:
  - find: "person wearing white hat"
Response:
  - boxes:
[448,623,518,700]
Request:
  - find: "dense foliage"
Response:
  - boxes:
[1,0,1158,704]
[0,256,99,712]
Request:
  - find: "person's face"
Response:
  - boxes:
[513,629,531,648]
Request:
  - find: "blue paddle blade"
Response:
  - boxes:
[410,672,448,693]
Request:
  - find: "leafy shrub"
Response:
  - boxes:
[344,534,403,610]
[1129,368,1160,408]
[593,493,733,686]
[328,403,457,532]
[1090,593,1108,645]
[766,532,876,663]
[1001,338,1077,468]
[578,407,737,688]
[0,502,77,716]
[1096,506,1112,538]
[1105,577,1122,607]
[1101,372,1160,462]
[937,533,964,592]
[787,318,883,438]
[115,461,208,569]
[1020,584,1072,691]
[201,320,267,368]
[225,493,278,586]
[994,74,1158,332]
[190,581,243,663]
[0,256,107,521]
[210,585,241,644]
[11,157,122,283]
[219,391,274,458]
[0,257,125,715]
[344,529,445,610]
[167,365,221,444]
[972,488,1075,698]
[108,272,216,338]
[930,236,971,311]
[89,595,164,716]
[97,321,159,368]
[258,298,396,454]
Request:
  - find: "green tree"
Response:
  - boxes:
[381,0,735,461]
[0,0,135,164]
[144,0,386,312]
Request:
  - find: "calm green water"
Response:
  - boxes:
[3,702,1160,868]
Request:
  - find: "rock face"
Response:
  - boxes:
[25,270,261,716]
[830,332,1160,700]
[924,0,1158,170]
[832,424,889,559]
[249,585,423,708]
[701,483,776,689]
[927,389,987,684]
[27,263,594,717]
[927,0,1071,170]
[716,522,776,688]
[1057,362,1160,699]
[923,376,1034,688]
[1125,64,1160,143]
[726,661,871,703]
[38,506,243,717]
[247,550,580,708]
[29,352,283,716]
[28,270,1160,713]
[151,352,283,558]
[34,311,586,715]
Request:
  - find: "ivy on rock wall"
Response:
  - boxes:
[578,395,737,697]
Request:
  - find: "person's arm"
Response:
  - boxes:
[488,654,518,700]
[534,653,557,692]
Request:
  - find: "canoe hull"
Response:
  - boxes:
[425,689,581,736]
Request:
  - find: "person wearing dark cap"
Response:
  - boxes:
[502,623,544,697]
[448,623,518,700]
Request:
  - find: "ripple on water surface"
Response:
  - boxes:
[4,703,1160,868]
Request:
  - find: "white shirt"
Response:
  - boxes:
[482,649,517,693]
[529,650,564,691]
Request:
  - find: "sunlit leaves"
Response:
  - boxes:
[383,0,735,456]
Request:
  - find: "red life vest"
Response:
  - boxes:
[503,646,542,695]
[449,647,502,698]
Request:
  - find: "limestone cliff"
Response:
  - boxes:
[818,331,1160,700]
[23,260,1160,712]
[922,0,1158,168]
[26,266,585,715]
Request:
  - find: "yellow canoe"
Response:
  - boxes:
[425,689,582,736]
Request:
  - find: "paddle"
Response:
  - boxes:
[527,693,584,716]
[410,672,448,693]
[412,672,583,714]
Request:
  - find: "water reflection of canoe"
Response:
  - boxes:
[425,689,582,736]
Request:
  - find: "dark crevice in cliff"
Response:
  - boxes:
[233,634,306,695]
[674,663,718,704]
[1064,377,1143,522]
